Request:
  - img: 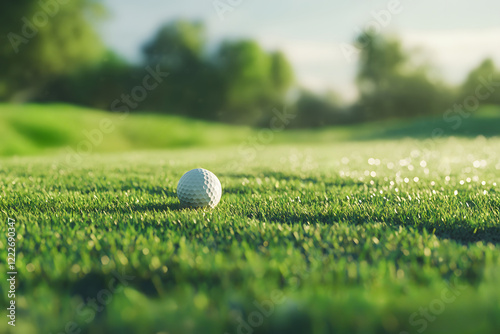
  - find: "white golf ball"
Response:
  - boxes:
[176,168,222,208]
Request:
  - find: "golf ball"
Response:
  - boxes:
[176,168,222,208]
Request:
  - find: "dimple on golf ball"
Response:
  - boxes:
[176,168,222,208]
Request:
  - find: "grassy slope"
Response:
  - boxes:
[0,104,254,156]
[1,135,500,333]
[1,103,499,157]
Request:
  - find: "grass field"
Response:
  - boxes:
[1,106,500,334]
[1,104,500,157]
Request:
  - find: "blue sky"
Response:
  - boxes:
[100,0,500,100]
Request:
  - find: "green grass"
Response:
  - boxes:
[1,134,500,333]
[1,103,499,157]
[0,104,254,156]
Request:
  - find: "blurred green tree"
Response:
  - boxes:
[292,90,345,128]
[140,21,294,124]
[40,50,138,110]
[0,0,105,101]
[34,18,294,124]
[216,40,272,124]
[141,20,225,119]
[356,33,406,93]
[460,58,500,105]
[216,40,294,124]
[143,20,205,67]
[269,51,295,97]
[354,31,452,121]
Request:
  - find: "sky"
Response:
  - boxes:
[99,0,500,101]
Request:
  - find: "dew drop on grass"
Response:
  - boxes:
[101,256,110,265]
[424,248,431,257]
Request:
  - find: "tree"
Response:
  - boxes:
[292,90,345,128]
[356,32,406,95]
[269,51,294,96]
[143,20,205,69]
[40,50,139,110]
[216,40,271,123]
[0,0,105,101]
[141,20,224,119]
[140,22,295,124]
[460,59,500,105]
[215,41,294,124]
[354,31,452,120]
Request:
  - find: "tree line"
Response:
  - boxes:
[1,1,500,127]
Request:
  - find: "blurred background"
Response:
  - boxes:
[1,0,500,155]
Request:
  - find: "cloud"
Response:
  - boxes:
[257,37,358,99]
[402,27,500,82]
[258,27,500,99]
[258,38,343,64]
